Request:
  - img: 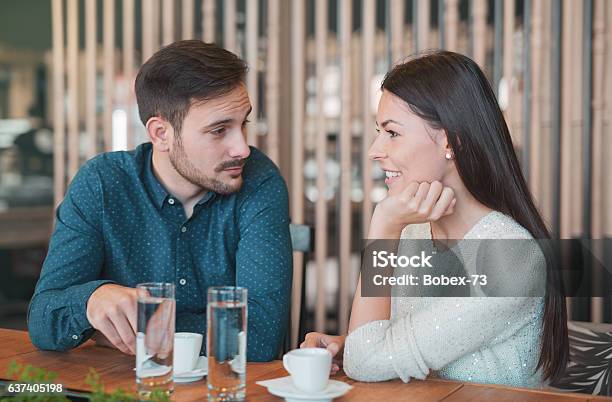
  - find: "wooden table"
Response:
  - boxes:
[0,329,610,401]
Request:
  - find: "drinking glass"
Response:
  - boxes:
[136,282,175,400]
[207,286,248,401]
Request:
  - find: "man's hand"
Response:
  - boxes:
[143,298,175,359]
[300,332,346,375]
[86,284,138,355]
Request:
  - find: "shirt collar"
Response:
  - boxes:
[144,148,170,209]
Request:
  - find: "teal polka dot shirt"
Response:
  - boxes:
[28,143,293,361]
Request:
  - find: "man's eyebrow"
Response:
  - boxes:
[201,106,253,130]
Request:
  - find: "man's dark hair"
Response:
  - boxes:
[135,40,248,134]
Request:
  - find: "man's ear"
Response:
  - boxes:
[146,117,172,152]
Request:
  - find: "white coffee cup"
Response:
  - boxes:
[283,348,332,393]
[173,332,203,374]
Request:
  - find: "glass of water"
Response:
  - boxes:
[136,282,175,400]
[207,286,248,401]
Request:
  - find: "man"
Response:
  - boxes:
[28,40,292,361]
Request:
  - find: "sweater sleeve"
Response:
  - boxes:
[343,297,541,382]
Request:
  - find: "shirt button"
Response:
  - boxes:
[181,226,187,233]
[72,334,79,340]
[179,278,187,285]
[168,198,175,205]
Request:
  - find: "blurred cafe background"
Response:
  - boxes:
[0,0,611,350]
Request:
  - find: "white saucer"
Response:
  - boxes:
[134,356,208,383]
[256,376,352,402]
[174,356,208,383]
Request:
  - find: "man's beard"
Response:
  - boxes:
[169,138,244,195]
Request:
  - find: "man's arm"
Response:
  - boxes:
[236,173,293,361]
[28,164,113,350]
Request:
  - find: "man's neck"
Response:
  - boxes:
[151,151,207,218]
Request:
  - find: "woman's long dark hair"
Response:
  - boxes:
[381,50,568,382]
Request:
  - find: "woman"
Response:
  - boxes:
[301,51,568,387]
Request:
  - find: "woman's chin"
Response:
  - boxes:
[386,180,405,196]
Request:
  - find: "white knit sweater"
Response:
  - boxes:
[343,211,546,388]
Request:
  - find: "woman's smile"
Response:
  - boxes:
[383,169,403,187]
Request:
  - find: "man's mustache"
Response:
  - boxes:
[216,159,247,172]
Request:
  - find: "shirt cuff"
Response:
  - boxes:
[69,280,116,337]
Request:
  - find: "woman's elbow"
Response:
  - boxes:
[343,353,385,382]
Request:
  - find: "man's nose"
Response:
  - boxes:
[228,131,251,159]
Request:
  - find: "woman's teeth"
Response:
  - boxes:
[385,171,402,178]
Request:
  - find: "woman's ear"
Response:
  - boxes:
[441,129,461,160]
[437,129,454,160]
[146,117,171,152]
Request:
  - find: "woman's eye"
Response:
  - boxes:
[387,130,399,138]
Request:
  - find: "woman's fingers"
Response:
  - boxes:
[403,181,453,222]
[410,182,430,210]
[429,187,455,221]
[399,182,420,203]
[420,181,444,216]
[301,332,325,348]
[331,363,340,375]
[443,198,457,216]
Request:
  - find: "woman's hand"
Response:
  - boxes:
[369,181,456,238]
[300,332,346,375]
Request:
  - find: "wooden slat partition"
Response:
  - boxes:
[162,0,175,46]
[202,0,215,43]
[182,0,194,39]
[290,0,306,348]
[66,0,79,178]
[47,0,612,338]
[589,0,604,323]
[390,0,404,64]
[472,0,487,67]
[502,0,515,126]
[529,0,543,200]
[142,0,155,61]
[103,0,114,151]
[314,0,328,333]
[266,0,280,164]
[571,0,584,239]
[559,0,575,239]
[493,0,503,95]
[591,0,605,240]
[246,0,259,146]
[417,0,430,52]
[438,0,446,48]
[85,0,97,159]
[446,0,460,51]
[52,0,66,206]
[151,0,161,54]
[561,0,578,319]
[522,0,532,178]
[361,0,375,237]
[224,0,237,54]
[123,0,135,149]
[599,0,611,240]
[338,0,352,335]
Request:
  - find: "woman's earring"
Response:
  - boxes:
[445,151,453,160]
